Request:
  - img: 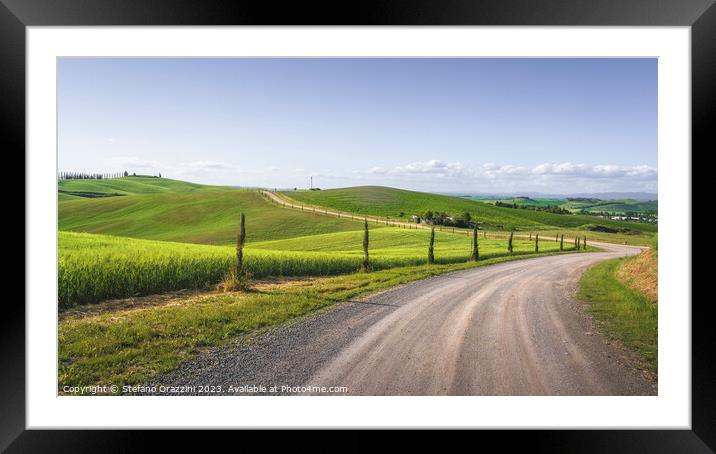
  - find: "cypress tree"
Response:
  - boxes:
[583,236,587,249]
[362,218,370,272]
[535,233,539,254]
[560,234,564,251]
[508,231,514,255]
[236,213,246,276]
[471,225,479,261]
[428,227,435,264]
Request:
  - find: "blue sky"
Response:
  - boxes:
[58,58,657,194]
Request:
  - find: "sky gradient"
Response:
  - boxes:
[58,58,657,194]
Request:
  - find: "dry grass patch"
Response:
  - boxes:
[616,249,657,303]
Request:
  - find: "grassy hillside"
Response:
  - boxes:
[282,186,657,233]
[58,176,215,195]
[59,179,369,245]
[58,192,81,202]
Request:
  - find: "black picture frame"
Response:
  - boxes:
[4,0,710,450]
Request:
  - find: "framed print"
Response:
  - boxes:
[4,0,713,450]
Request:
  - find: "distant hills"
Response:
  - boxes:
[58,178,657,248]
[443,191,657,202]
[282,185,657,233]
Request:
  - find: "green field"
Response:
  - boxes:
[60,229,569,307]
[57,177,647,308]
[561,199,658,215]
[282,186,656,233]
[464,196,564,208]
[466,195,658,215]
[59,177,369,245]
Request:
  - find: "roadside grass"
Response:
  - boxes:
[59,230,573,307]
[59,249,587,393]
[577,256,658,372]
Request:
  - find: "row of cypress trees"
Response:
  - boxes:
[361,224,587,271]
[58,171,136,180]
[361,223,588,272]
[231,213,589,287]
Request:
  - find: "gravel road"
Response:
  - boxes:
[148,243,656,396]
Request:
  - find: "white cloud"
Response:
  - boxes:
[482,163,528,178]
[357,160,657,193]
[531,162,657,179]
[390,160,471,177]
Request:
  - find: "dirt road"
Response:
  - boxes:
[151,243,655,396]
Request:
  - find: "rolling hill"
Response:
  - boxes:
[58,177,372,244]
[58,175,214,195]
[281,186,657,233]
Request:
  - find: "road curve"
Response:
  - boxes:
[151,243,655,396]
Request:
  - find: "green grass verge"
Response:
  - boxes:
[577,258,658,372]
[59,249,586,393]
